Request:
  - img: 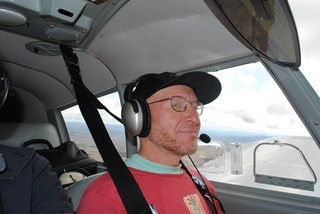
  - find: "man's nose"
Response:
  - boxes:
[185,103,201,125]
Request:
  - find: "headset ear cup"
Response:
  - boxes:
[122,76,152,136]
[121,99,149,137]
[138,98,151,138]
[122,100,142,136]
[121,98,151,137]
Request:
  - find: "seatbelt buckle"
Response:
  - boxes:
[191,175,206,189]
[149,204,158,214]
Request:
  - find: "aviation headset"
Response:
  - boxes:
[121,71,222,138]
[121,75,152,138]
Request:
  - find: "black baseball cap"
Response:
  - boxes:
[130,71,221,105]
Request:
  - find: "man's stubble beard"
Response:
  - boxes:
[148,122,198,156]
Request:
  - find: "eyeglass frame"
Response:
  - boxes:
[148,95,204,115]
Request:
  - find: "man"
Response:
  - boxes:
[0,66,73,213]
[77,71,224,214]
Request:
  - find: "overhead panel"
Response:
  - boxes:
[0,0,128,50]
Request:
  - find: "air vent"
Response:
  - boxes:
[25,41,61,56]
[58,8,74,18]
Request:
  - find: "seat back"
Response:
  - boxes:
[67,172,104,212]
[0,122,61,149]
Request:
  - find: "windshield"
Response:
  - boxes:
[189,61,319,198]
[215,0,300,67]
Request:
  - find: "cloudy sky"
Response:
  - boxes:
[202,0,320,136]
[290,0,320,91]
[63,0,320,137]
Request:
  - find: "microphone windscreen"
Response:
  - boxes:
[199,133,211,143]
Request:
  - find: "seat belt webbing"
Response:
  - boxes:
[60,45,153,214]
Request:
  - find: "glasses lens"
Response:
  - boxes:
[194,102,204,116]
[171,96,187,112]
[171,96,203,116]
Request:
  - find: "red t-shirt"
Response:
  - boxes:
[77,167,223,214]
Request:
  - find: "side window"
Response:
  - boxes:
[61,92,125,162]
[186,62,318,196]
[204,62,308,136]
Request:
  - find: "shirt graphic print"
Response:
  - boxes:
[183,194,206,214]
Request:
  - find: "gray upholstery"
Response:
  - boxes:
[0,122,61,149]
[0,122,104,212]
[67,172,104,212]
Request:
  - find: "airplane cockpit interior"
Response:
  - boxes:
[0,0,319,213]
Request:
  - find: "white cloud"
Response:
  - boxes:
[201,62,308,136]
[289,0,320,95]
[61,105,85,123]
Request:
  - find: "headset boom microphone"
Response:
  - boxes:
[199,133,211,143]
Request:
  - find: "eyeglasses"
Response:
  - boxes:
[148,95,204,115]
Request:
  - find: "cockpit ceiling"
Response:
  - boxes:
[0,0,253,109]
[87,0,253,83]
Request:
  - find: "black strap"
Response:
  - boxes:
[23,139,54,149]
[181,161,226,214]
[60,45,153,214]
